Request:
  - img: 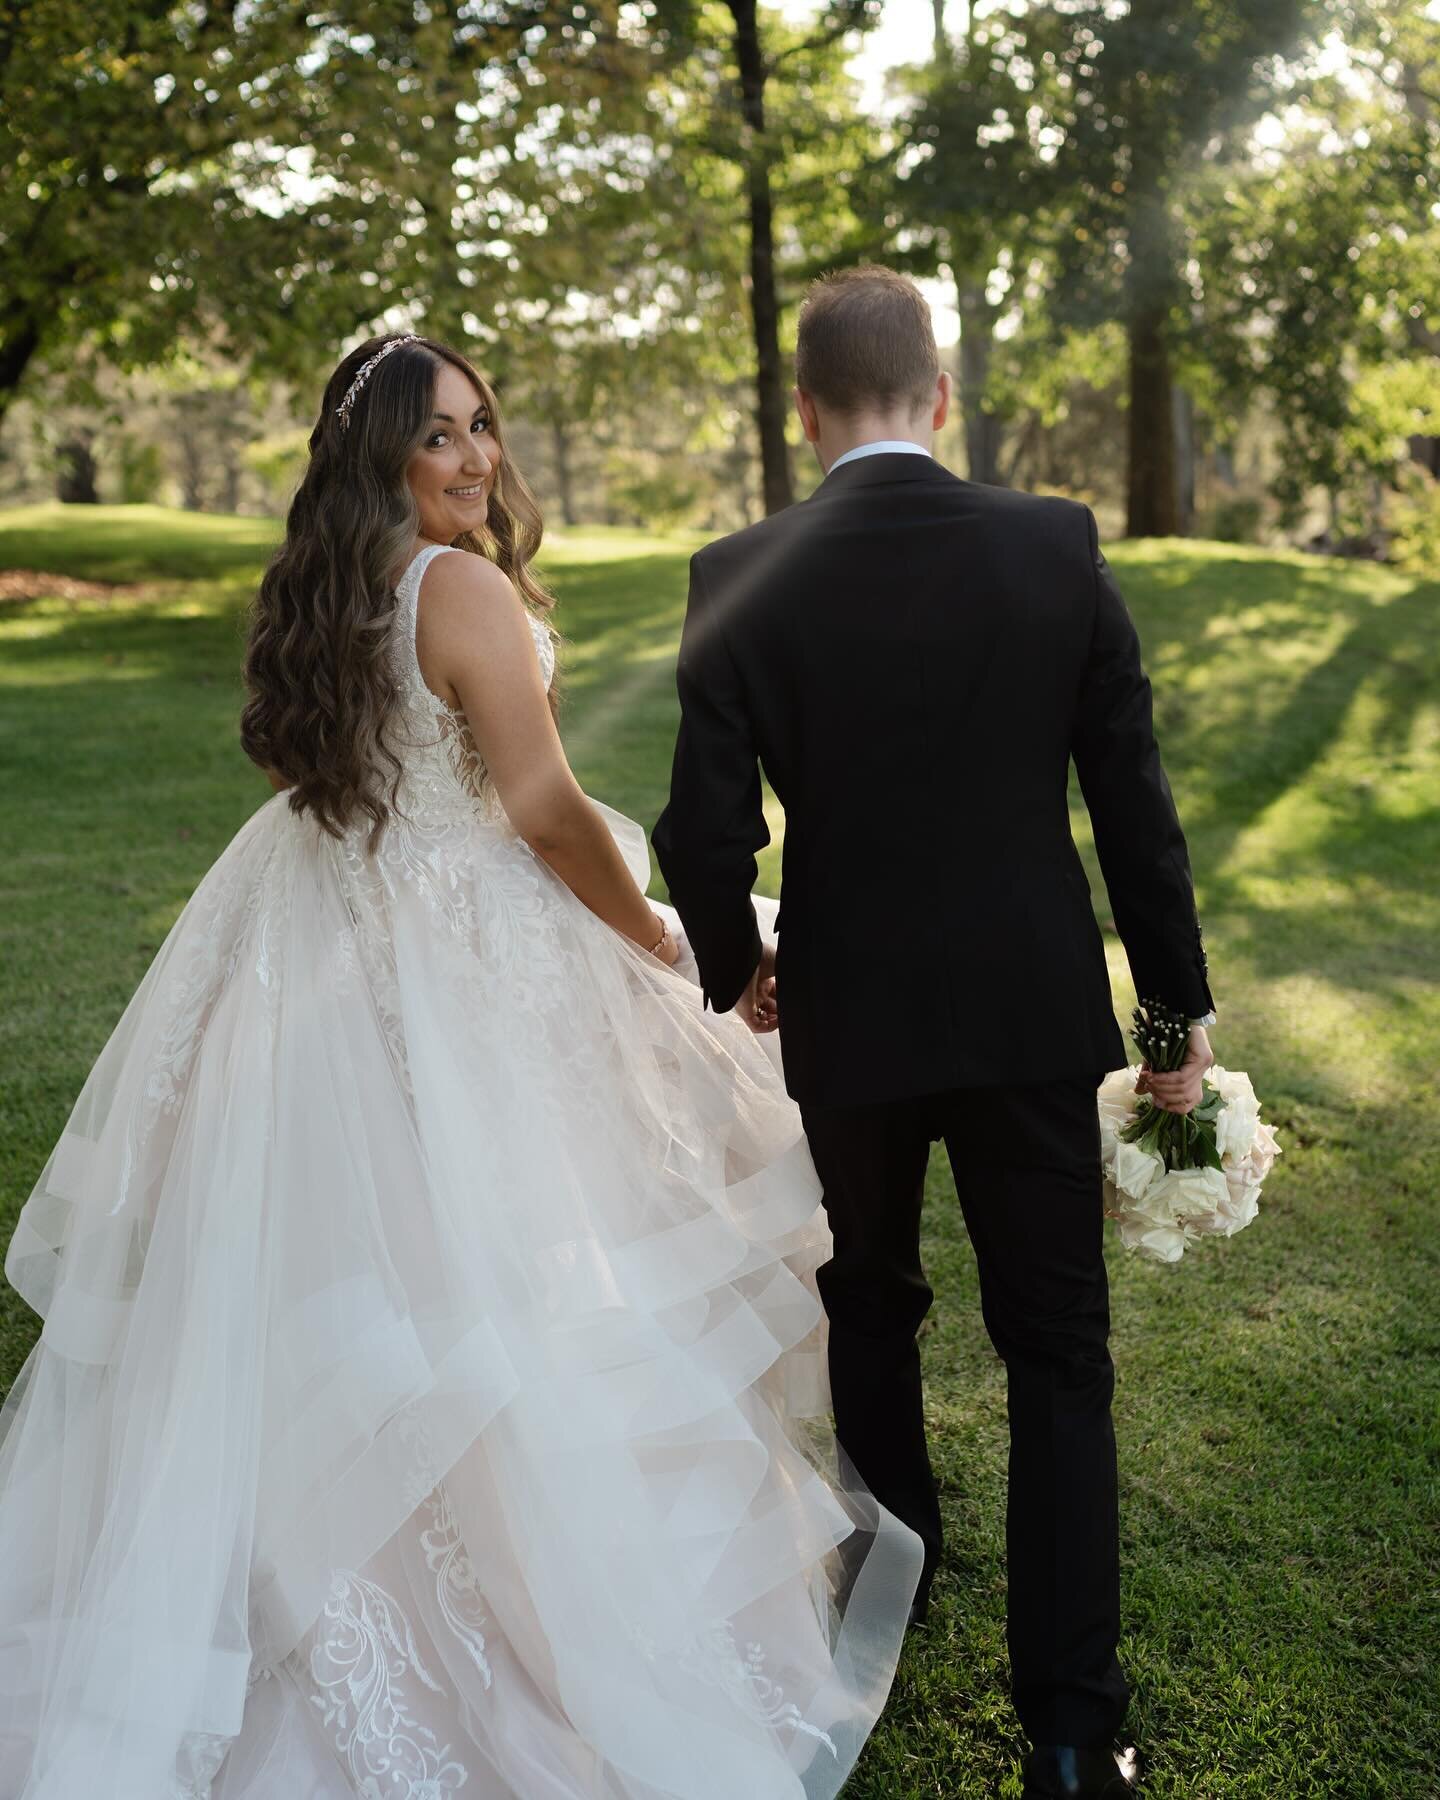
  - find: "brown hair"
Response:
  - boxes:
[794,265,941,416]
[239,334,555,854]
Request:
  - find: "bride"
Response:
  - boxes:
[0,333,922,1799]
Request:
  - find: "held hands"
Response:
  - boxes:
[734,944,778,1034]
[1136,1024,1213,1115]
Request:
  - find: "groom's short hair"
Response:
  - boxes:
[795,266,941,417]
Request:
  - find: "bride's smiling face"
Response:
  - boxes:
[406,361,501,543]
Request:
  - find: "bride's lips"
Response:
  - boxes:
[446,483,489,501]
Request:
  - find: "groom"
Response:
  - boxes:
[653,266,1214,1799]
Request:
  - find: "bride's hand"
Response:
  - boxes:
[734,945,778,1033]
[647,913,682,968]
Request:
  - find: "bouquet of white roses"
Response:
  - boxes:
[1098,999,1280,1264]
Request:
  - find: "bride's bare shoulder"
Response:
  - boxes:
[421,545,517,608]
[414,549,536,708]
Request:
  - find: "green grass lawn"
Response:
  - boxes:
[2,501,1436,1798]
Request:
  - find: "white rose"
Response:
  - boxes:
[1207,1064,1255,1106]
[1098,1114,1124,1168]
[1132,1168,1184,1224]
[1097,1067,1140,1166]
[1115,1213,1189,1263]
[1183,1168,1246,1234]
[1168,1164,1232,1224]
[1223,1184,1260,1235]
[1113,1141,1165,1203]
[1247,1119,1281,1179]
[1183,1166,1258,1236]
[1098,1066,1141,1111]
[1216,1089,1261,1161]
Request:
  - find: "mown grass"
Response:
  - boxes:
[1,502,1436,1798]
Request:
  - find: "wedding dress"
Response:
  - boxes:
[0,543,922,1800]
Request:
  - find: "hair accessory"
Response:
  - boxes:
[335,333,420,430]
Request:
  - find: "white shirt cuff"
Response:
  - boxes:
[1190,1011,1217,1028]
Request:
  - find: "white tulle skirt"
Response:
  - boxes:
[0,789,922,1799]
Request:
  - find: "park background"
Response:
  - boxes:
[1,2,1436,1795]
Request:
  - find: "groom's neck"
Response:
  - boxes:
[815,413,932,473]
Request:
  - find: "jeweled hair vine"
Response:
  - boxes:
[334,333,420,430]
[240,332,557,854]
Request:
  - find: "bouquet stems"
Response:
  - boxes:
[1119,997,1225,1172]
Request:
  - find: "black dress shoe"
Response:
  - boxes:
[1021,1743,1138,1798]
[906,1597,928,1630]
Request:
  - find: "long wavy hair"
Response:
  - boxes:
[240,333,556,853]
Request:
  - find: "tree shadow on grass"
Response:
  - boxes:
[0,507,281,584]
[866,1125,1439,1795]
[549,555,688,685]
[1130,567,1437,872]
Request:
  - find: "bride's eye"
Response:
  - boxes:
[428,431,448,448]
[473,416,491,435]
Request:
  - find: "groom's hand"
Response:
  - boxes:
[1137,1024,1213,1114]
[734,944,778,1034]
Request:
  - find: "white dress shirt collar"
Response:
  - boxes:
[827,439,934,474]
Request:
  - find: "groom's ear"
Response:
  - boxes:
[793,386,821,445]
[931,371,952,433]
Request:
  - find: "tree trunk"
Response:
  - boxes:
[0,314,42,429]
[221,450,242,515]
[1123,174,1179,538]
[56,437,99,504]
[551,418,577,526]
[1171,383,1194,535]
[1408,432,1440,477]
[956,275,1002,484]
[1001,410,1041,487]
[730,0,793,515]
[1125,297,1178,537]
[176,420,207,510]
[1400,71,1440,479]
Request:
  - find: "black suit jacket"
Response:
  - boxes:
[652,452,1213,1108]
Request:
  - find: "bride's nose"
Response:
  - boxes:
[467,443,498,479]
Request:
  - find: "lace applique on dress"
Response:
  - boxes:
[679,1619,839,1759]
[393,1410,494,1688]
[309,1568,471,1797]
[420,1485,493,1689]
[113,820,292,1220]
[323,544,564,960]
[389,543,556,823]
[167,1730,234,1799]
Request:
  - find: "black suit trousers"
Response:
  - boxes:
[799,1076,1130,1746]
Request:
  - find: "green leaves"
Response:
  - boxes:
[1119,1088,1225,1173]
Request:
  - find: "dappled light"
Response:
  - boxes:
[3,0,1438,1789]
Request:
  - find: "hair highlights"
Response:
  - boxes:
[239,334,555,853]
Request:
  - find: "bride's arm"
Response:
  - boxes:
[422,552,677,963]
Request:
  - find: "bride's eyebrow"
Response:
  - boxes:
[432,404,490,422]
